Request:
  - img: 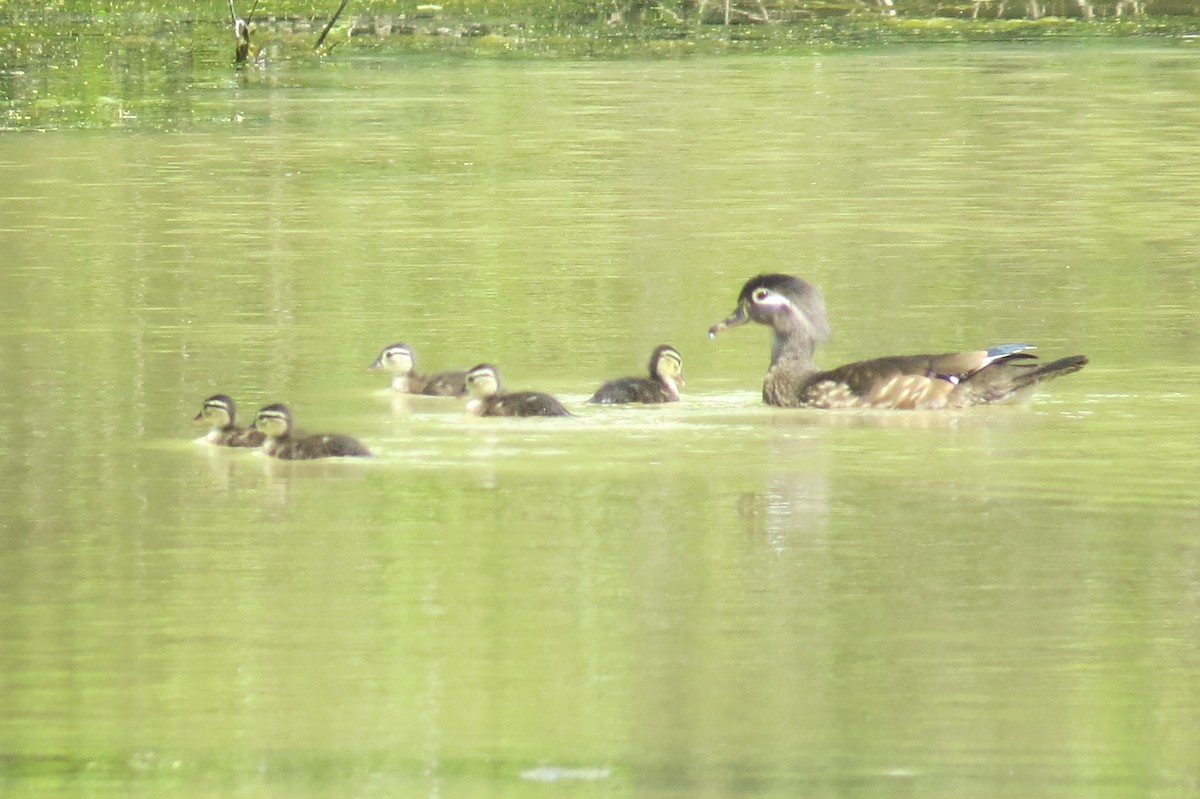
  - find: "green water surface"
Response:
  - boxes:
[1,41,1198,799]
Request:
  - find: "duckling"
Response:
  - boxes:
[461,364,572,417]
[195,394,265,447]
[588,345,684,405]
[709,273,1088,409]
[370,342,467,397]
[253,403,372,460]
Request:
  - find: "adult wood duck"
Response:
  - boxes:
[195,394,265,447]
[253,403,372,460]
[708,273,1088,409]
[370,342,468,397]
[460,364,572,417]
[588,345,685,404]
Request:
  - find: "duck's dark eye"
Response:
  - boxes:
[752,288,770,303]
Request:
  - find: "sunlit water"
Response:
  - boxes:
[1,42,1199,798]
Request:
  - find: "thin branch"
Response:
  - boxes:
[315,0,352,50]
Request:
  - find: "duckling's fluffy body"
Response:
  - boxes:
[462,364,572,417]
[371,343,467,397]
[254,403,372,460]
[589,345,684,405]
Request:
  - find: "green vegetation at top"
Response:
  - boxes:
[6,0,1200,28]
[1,0,1199,77]
[8,0,1200,18]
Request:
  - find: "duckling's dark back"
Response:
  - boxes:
[483,391,572,417]
[588,345,683,405]
[418,370,469,397]
[218,427,266,447]
[588,377,671,405]
[272,433,372,460]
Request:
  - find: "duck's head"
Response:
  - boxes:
[370,342,415,376]
[234,16,250,44]
[650,345,685,392]
[461,364,502,400]
[253,403,293,438]
[708,274,831,344]
[196,394,237,428]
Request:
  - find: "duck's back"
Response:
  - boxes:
[484,391,572,417]
[418,370,468,397]
[273,433,372,460]
[211,426,266,447]
[786,347,1083,410]
[588,377,671,405]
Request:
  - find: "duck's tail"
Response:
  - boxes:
[955,353,1089,406]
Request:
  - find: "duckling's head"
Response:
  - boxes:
[253,403,293,438]
[650,345,684,386]
[370,343,415,376]
[462,364,502,400]
[196,394,237,428]
[710,274,830,340]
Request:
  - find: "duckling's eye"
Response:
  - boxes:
[752,288,771,303]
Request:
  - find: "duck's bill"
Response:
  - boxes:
[708,306,748,338]
[368,358,383,370]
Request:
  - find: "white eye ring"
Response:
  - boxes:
[752,288,771,303]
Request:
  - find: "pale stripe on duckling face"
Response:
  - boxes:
[370,343,416,392]
[652,346,685,401]
[253,406,291,439]
[196,394,264,446]
[198,395,236,429]
[463,364,501,416]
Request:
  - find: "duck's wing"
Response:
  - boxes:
[800,344,1043,410]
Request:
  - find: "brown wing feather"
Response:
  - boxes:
[810,354,957,388]
[799,353,990,409]
[801,372,956,409]
[785,348,1056,409]
[861,373,956,409]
